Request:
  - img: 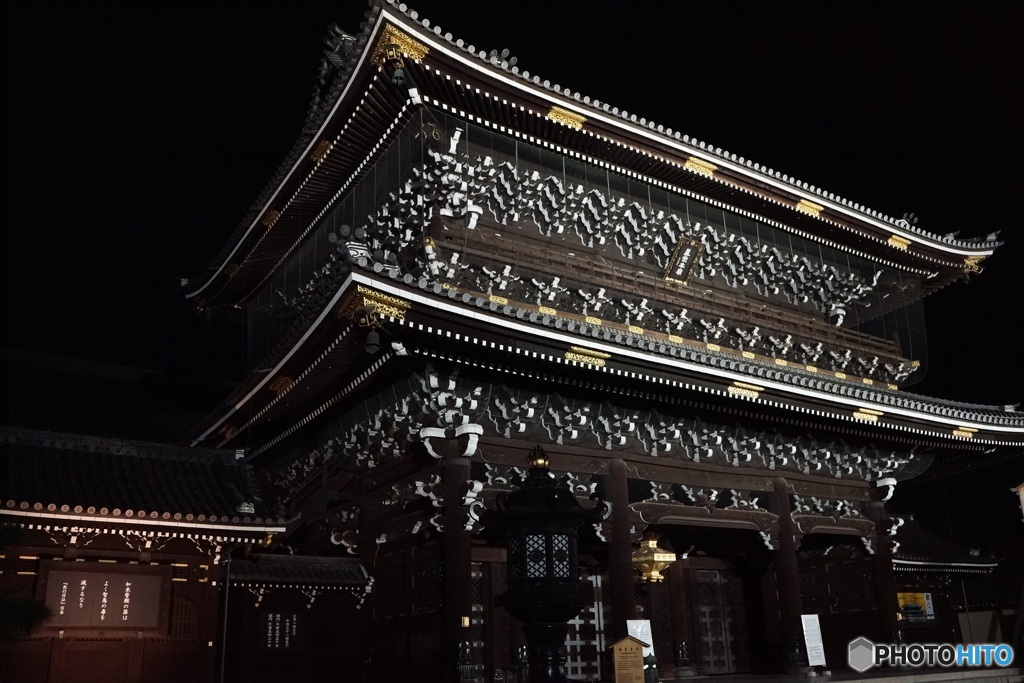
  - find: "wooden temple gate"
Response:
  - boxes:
[168,4,1024,680]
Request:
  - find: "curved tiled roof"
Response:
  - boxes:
[185,3,390,302]
[229,555,368,588]
[1,427,285,528]
[180,3,1021,454]
[188,1,1000,309]
[380,1,1002,254]
[891,518,998,571]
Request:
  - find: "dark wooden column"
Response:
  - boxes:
[608,459,636,644]
[667,560,695,678]
[127,637,145,683]
[645,579,674,680]
[867,499,902,643]
[442,446,474,680]
[772,477,807,672]
[48,637,66,683]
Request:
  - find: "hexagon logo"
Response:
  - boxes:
[848,637,875,673]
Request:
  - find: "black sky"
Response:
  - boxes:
[7,1,1024,407]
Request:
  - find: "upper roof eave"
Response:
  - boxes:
[380,3,1001,258]
[184,4,390,305]
[367,274,1024,442]
[186,3,999,309]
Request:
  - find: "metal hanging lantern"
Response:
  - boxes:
[631,531,677,583]
[494,446,606,682]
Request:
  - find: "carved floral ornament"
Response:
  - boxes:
[370,24,429,66]
[275,143,915,384]
[269,368,919,493]
[310,139,333,163]
[564,345,610,367]
[795,199,823,218]
[340,284,411,323]
[963,255,985,274]
[887,235,911,251]
[546,106,586,131]
[683,157,717,178]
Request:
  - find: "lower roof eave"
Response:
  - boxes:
[893,558,998,572]
[0,509,286,536]
[353,273,1024,444]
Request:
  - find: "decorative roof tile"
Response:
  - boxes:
[228,555,368,587]
[1,427,281,526]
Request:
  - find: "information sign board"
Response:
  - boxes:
[611,636,646,683]
[44,570,162,629]
[261,611,303,650]
[800,613,827,667]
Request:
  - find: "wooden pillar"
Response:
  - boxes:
[48,637,66,683]
[772,477,807,672]
[644,580,674,680]
[867,500,902,643]
[667,560,695,678]
[442,448,474,679]
[127,637,145,683]
[608,459,636,644]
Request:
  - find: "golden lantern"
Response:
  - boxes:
[631,531,677,582]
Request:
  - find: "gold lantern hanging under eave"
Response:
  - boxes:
[632,531,677,582]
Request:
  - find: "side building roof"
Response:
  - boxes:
[1,426,286,537]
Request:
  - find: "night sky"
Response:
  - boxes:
[8,2,1023,405]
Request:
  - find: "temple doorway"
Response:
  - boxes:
[693,567,751,673]
[657,525,771,674]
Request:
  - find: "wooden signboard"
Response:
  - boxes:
[610,635,648,683]
[663,238,703,285]
[40,563,168,632]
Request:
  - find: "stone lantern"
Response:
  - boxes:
[494,446,606,682]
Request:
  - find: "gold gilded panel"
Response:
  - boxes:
[546,106,586,130]
[371,24,429,65]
